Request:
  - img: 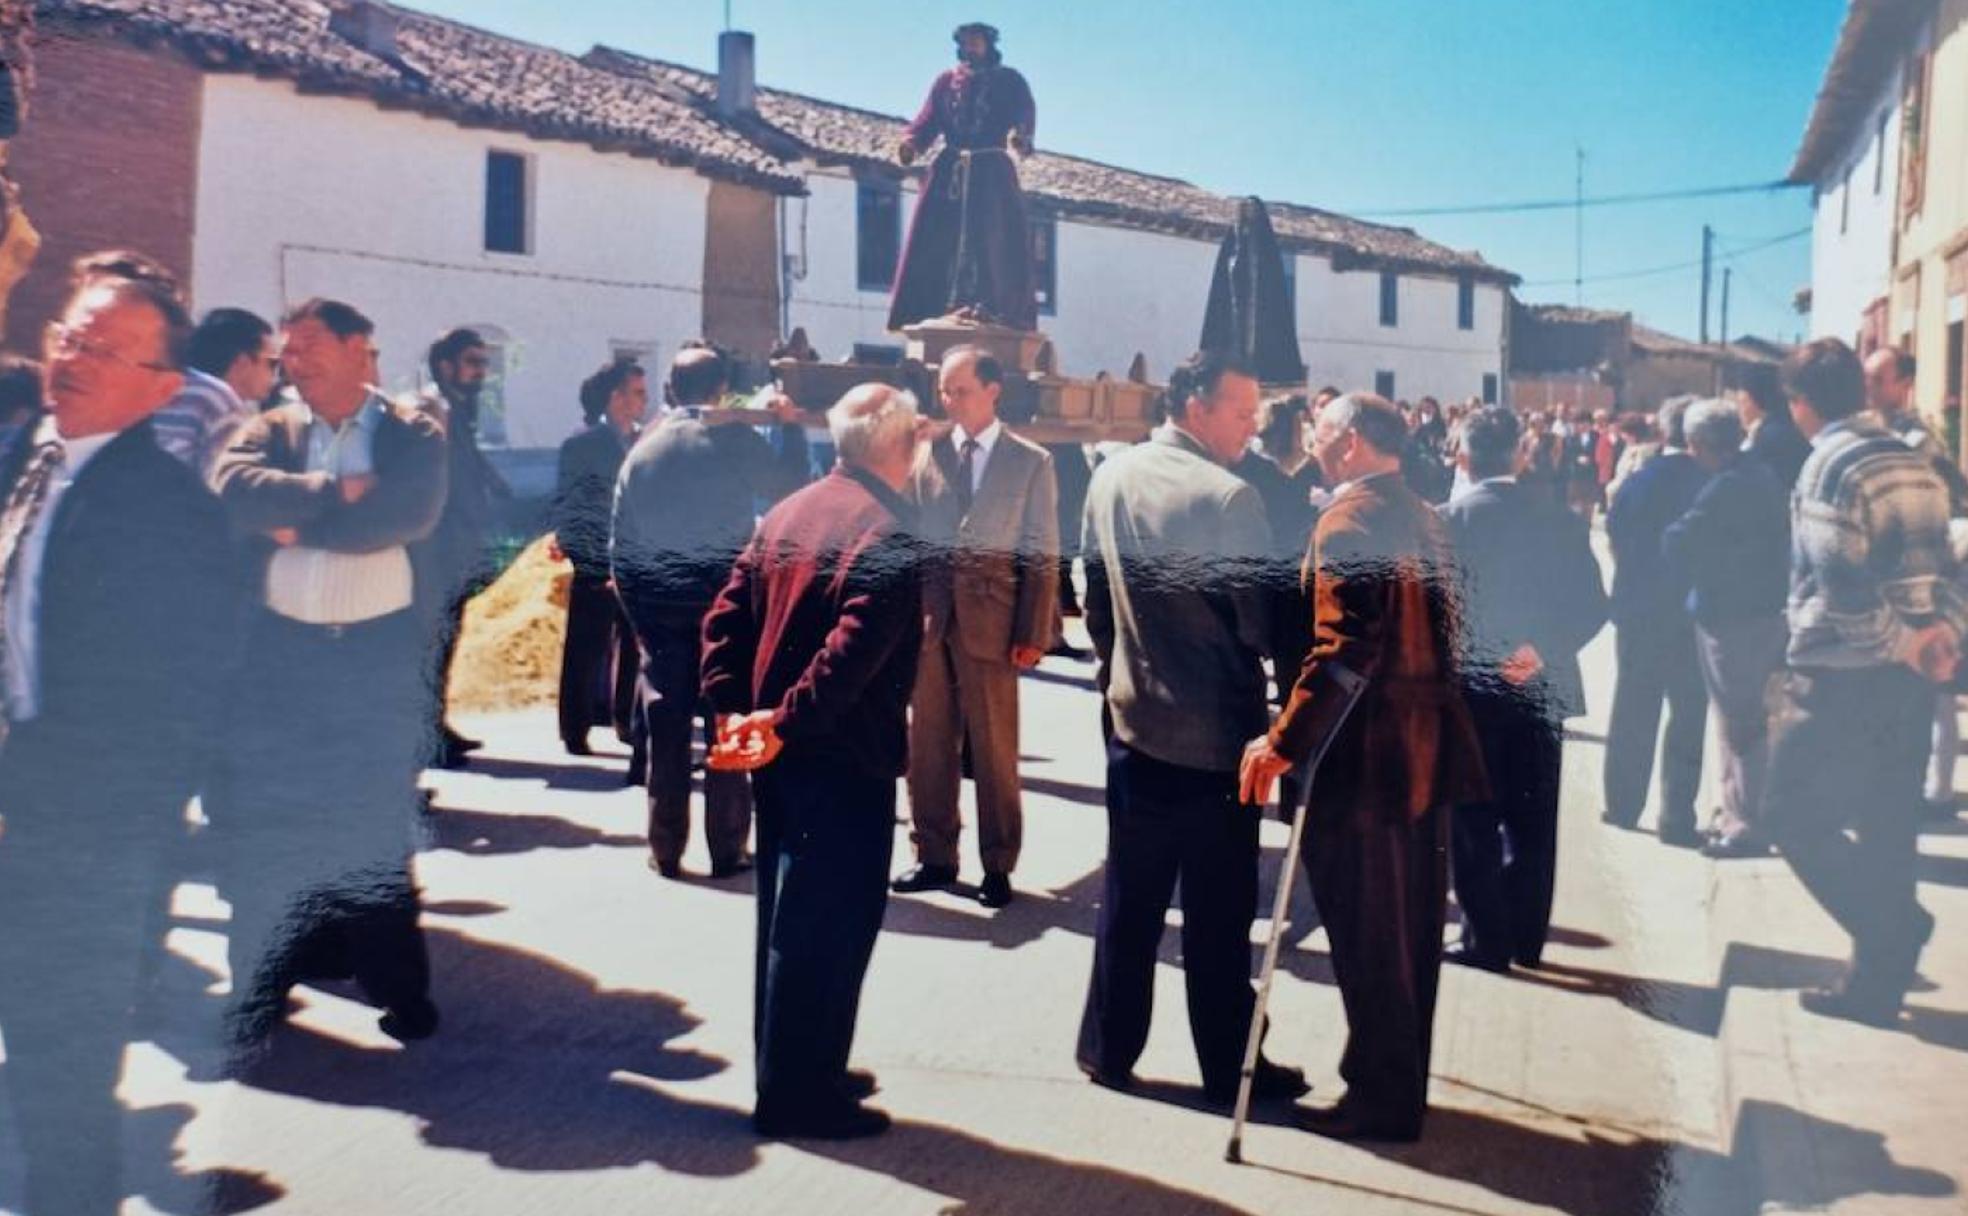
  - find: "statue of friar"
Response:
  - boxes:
[887,22,1038,334]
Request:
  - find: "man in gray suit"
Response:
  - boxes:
[893,346,1060,908]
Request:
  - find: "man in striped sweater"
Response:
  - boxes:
[1763,338,1962,1026]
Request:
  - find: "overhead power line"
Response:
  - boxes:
[1354,179,1803,219]
[1518,225,1809,289]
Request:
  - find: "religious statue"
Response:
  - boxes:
[887,22,1038,334]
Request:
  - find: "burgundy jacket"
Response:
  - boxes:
[701,466,923,779]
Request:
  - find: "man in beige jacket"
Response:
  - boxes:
[893,345,1059,908]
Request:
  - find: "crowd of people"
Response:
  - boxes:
[0,243,1958,1206]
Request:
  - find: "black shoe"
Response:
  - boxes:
[1205,1058,1310,1105]
[446,728,484,755]
[565,736,593,758]
[753,1101,891,1140]
[891,864,958,894]
[710,855,755,879]
[379,999,440,1042]
[1701,833,1772,859]
[647,856,683,880]
[1443,944,1511,973]
[1293,1100,1421,1143]
[977,872,1014,909]
[1659,821,1703,848]
[1600,810,1639,830]
[1047,641,1090,660]
[1079,1064,1137,1094]
[841,1068,879,1101]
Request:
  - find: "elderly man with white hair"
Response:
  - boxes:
[1662,398,1791,857]
[700,383,926,1140]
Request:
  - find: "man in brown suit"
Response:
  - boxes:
[1242,392,1487,1142]
[893,346,1059,908]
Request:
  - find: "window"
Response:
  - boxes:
[856,178,902,292]
[1457,274,1476,331]
[1378,271,1399,328]
[484,150,530,255]
[1030,215,1058,315]
[1482,372,1499,404]
[1375,370,1396,399]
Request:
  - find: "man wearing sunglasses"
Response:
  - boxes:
[152,306,278,478]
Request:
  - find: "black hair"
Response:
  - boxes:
[187,307,273,379]
[1781,338,1865,422]
[428,327,487,380]
[580,356,645,424]
[1461,406,1520,480]
[68,250,193,370]
[667,344,730,407]
[0,353,42,424]
[942,344,1004,389]
[1160,349,1255,424]
[282,297,375,341]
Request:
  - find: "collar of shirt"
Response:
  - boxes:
[37,415,117,477]
[1156,422,1216,463]
[951,418,1003,458]
[297,392,386,437]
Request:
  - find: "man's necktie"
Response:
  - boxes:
[0,440,66,742]
[956,438,980,517]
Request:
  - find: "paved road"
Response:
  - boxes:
[2,611,1964,1214]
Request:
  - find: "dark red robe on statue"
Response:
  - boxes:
[887,61,1039,333]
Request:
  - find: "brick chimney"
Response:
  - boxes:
[328,0,404,61]
[716,30,756,118]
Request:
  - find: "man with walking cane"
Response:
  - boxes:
[1240,392,1488,1144]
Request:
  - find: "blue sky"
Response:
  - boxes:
[417,0,1844,344]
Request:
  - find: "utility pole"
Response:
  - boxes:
[1720,268,1732,347]
[1699,224,1714,344]
[1574,146,1585,307]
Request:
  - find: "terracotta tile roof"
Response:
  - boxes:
[1789,0,1934,184]
[34,0,805,190]
[584,44,1519,285]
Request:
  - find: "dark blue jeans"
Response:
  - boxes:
[751,753,895,1115]
[1076,740,1259,1091]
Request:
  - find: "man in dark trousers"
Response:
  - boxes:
[1763,339,1959,1025]
[1662,399,1790,858]
[700,384,925,1140]
[1603,396,1709,844]
[1242,392,1488,1143]
[611,344,808,879]
[550,357,643,760]
[213,298,447,1048]
[1438,407,1607,972]
[415,327,507,769]
[1075,351,1307,1108]
[0,262,237,1216]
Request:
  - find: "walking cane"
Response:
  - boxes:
[1225,662,1367,1165]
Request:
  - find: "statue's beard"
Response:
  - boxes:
[957,48,991,67]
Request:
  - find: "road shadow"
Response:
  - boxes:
[803,1116,1261,1215]
[421,806,645,856]
[1247,1099,1951,1216]
[441,754,634,794]
[1544,925,1614,950]
[1917,851,1968,889]
[1562,728,1607,747]
[234,927,755,1177]
[1510,941,1850,1040]
[1019,774,1106,808]
[1021,667,1098,693]
[121,1102,286,1215]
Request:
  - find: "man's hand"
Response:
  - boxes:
[895,138,918,167]
[1239,736,1294,807]
[709,710,783,773]
[269,528,299,547]
[1500,643,1545,687]
[1010,645,1044,670]
[338,474,377,503]
[765,392,807,426]
[546,534,565,564]
[1904,623,1961,684]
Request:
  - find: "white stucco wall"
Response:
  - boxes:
[192,74,712,451]
[781,169,918,360]
[1043,221,1219,379]
[1807,65,1903,344]
[1295,257,1505,404]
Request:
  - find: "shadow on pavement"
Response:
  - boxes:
[236,927,753,1177]
[121,1103,286,1215]
[804,1116,1259,1215]
[1510,941,1852,1040]
[1246,1099,1951,1216]
[422,806,645,856]
[443,754,634,794]
[1020,667,1098,693]
[1018,774,1107,808]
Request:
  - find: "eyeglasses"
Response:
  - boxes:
[45,322,175,373]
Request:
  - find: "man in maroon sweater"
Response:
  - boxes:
[701,384,925,1139]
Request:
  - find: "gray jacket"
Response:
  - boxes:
[1082,425,1274,772]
